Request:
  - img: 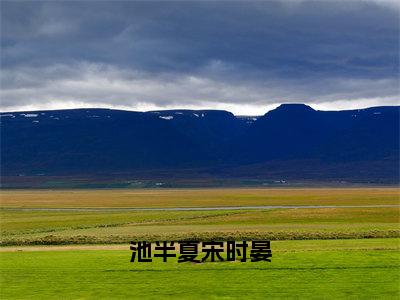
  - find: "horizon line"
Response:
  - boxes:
[1,103,399,116]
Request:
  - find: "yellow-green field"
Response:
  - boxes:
[2,187,399,208]
[1,187,399,299]
[1,188,399,245]
[1,207,399,245]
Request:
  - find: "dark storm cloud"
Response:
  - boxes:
[1,1,399,114]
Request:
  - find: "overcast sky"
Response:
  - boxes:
[1,0,399,115]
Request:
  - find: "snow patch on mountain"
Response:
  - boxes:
[159,116,174,120]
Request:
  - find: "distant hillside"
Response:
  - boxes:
[1,104,399,184]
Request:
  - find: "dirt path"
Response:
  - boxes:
[2,204,399,211]
[0,244,129,252]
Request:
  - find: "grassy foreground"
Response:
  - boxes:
[1,239,399,299]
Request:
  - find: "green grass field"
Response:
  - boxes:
[1,188,399,299]
[1,239,399,299]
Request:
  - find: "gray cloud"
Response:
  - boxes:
[1,0,399,114]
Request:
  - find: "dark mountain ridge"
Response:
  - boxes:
[1,104,399,183]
